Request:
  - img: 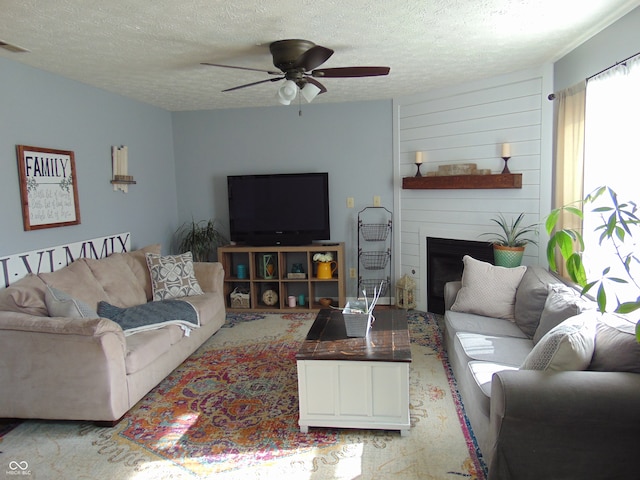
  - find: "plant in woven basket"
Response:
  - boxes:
[174,219,229,262]
[545,186,640,340]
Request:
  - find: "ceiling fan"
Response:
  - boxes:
[201,39,390,104]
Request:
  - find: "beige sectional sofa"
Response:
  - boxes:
[0,244,226,424]
[444,256,640,480]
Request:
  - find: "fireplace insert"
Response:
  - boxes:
[426,237,493,314]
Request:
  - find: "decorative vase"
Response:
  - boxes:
[259,253,277,279]
[316,261,337,279]
[493,245,525,267]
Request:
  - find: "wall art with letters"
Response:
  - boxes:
[16,145,81,230]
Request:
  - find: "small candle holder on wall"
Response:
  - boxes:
[501,156,511,174]
[415,162,423,177]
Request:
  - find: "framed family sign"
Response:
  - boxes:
[16,145,81,231]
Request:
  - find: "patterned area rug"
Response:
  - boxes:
[0,311,487,479]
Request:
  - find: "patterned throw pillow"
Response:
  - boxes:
[450,255,527,320]
[521,312,596,371]
[145,252,204,301]
[45,285,98,318]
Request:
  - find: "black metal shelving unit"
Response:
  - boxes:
[357,206,392,303]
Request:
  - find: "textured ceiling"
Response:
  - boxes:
[1,0,638,111]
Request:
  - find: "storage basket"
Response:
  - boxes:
[342,301,372,337]
[360,251,390,270]
[230,287,250,309]
[360,223,391,241]
[359,278,389,296]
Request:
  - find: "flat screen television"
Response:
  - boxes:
[227,172,330,246]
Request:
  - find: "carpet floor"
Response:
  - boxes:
[0,311,487,479]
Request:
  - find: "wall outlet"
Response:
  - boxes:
[347,197,355,208]
[373,195,381,207]
[349,267,357,278]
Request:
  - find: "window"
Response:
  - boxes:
[583,55,640,302]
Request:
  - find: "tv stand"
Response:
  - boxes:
[218,243,345,312]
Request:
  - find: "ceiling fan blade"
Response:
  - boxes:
[201,62,281,75]
[312,66,390,78]
[305,77,327,94]
[293,45,334,71]
[222,77,284,92]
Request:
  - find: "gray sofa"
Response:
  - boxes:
[443,256,640,480]
[0,244,226,424]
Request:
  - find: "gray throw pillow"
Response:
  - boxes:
[521,312,597,371]
[589,313,640,373]
[533,283,595,344]
[450,255,526,320]
[45,285,98,318]
[145,251,204,301]
[514,267,554,338]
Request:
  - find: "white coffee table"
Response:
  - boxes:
[296,308,412,436]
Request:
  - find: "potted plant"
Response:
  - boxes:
[482,213,538,267]
[545,186,640,340]
[174,218,229,262]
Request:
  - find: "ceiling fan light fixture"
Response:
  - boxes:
[301,82,321,103]
[275,91,291,105]
[277,80,298,105]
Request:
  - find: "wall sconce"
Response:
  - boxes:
[111,145,136,193]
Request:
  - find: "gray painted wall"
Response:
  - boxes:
[554,6,640,90]
[172,101,393,297]
[0,58,178,257]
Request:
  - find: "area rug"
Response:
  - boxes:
[0,311,487,479]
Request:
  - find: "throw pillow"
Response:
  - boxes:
[45,285,98,318]
[589,313,640,373]
[521,312,596,371]
[97,299,200,336]
[514,267,555,338]
[533,283,595,344]
[145,252,204,301]
[450,255,527,320]
[0,273,49,316]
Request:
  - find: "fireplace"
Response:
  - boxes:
[426,237,494,314]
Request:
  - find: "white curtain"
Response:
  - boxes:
[552,82,586,277]
[583,54,640,301]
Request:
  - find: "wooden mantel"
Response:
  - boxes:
[402,173,522,190]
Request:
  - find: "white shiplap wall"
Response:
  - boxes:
[393,66,554,312]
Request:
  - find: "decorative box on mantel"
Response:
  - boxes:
[402,173,522,190]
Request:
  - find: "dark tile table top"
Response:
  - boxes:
[296,308,412,362]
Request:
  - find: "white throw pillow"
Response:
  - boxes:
[521,312,597,371]
[145,252,204,301]
[45,285,98,318]
[450,255,526,320]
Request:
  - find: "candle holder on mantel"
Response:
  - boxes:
[501,156,511,174]
[415,162,423,177]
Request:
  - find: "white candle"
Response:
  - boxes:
[501,143,511,158]
[122,146,128,174]
[415,151,424,164]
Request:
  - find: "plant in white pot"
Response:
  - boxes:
[545,186,640,340]
[482,213,538,267]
